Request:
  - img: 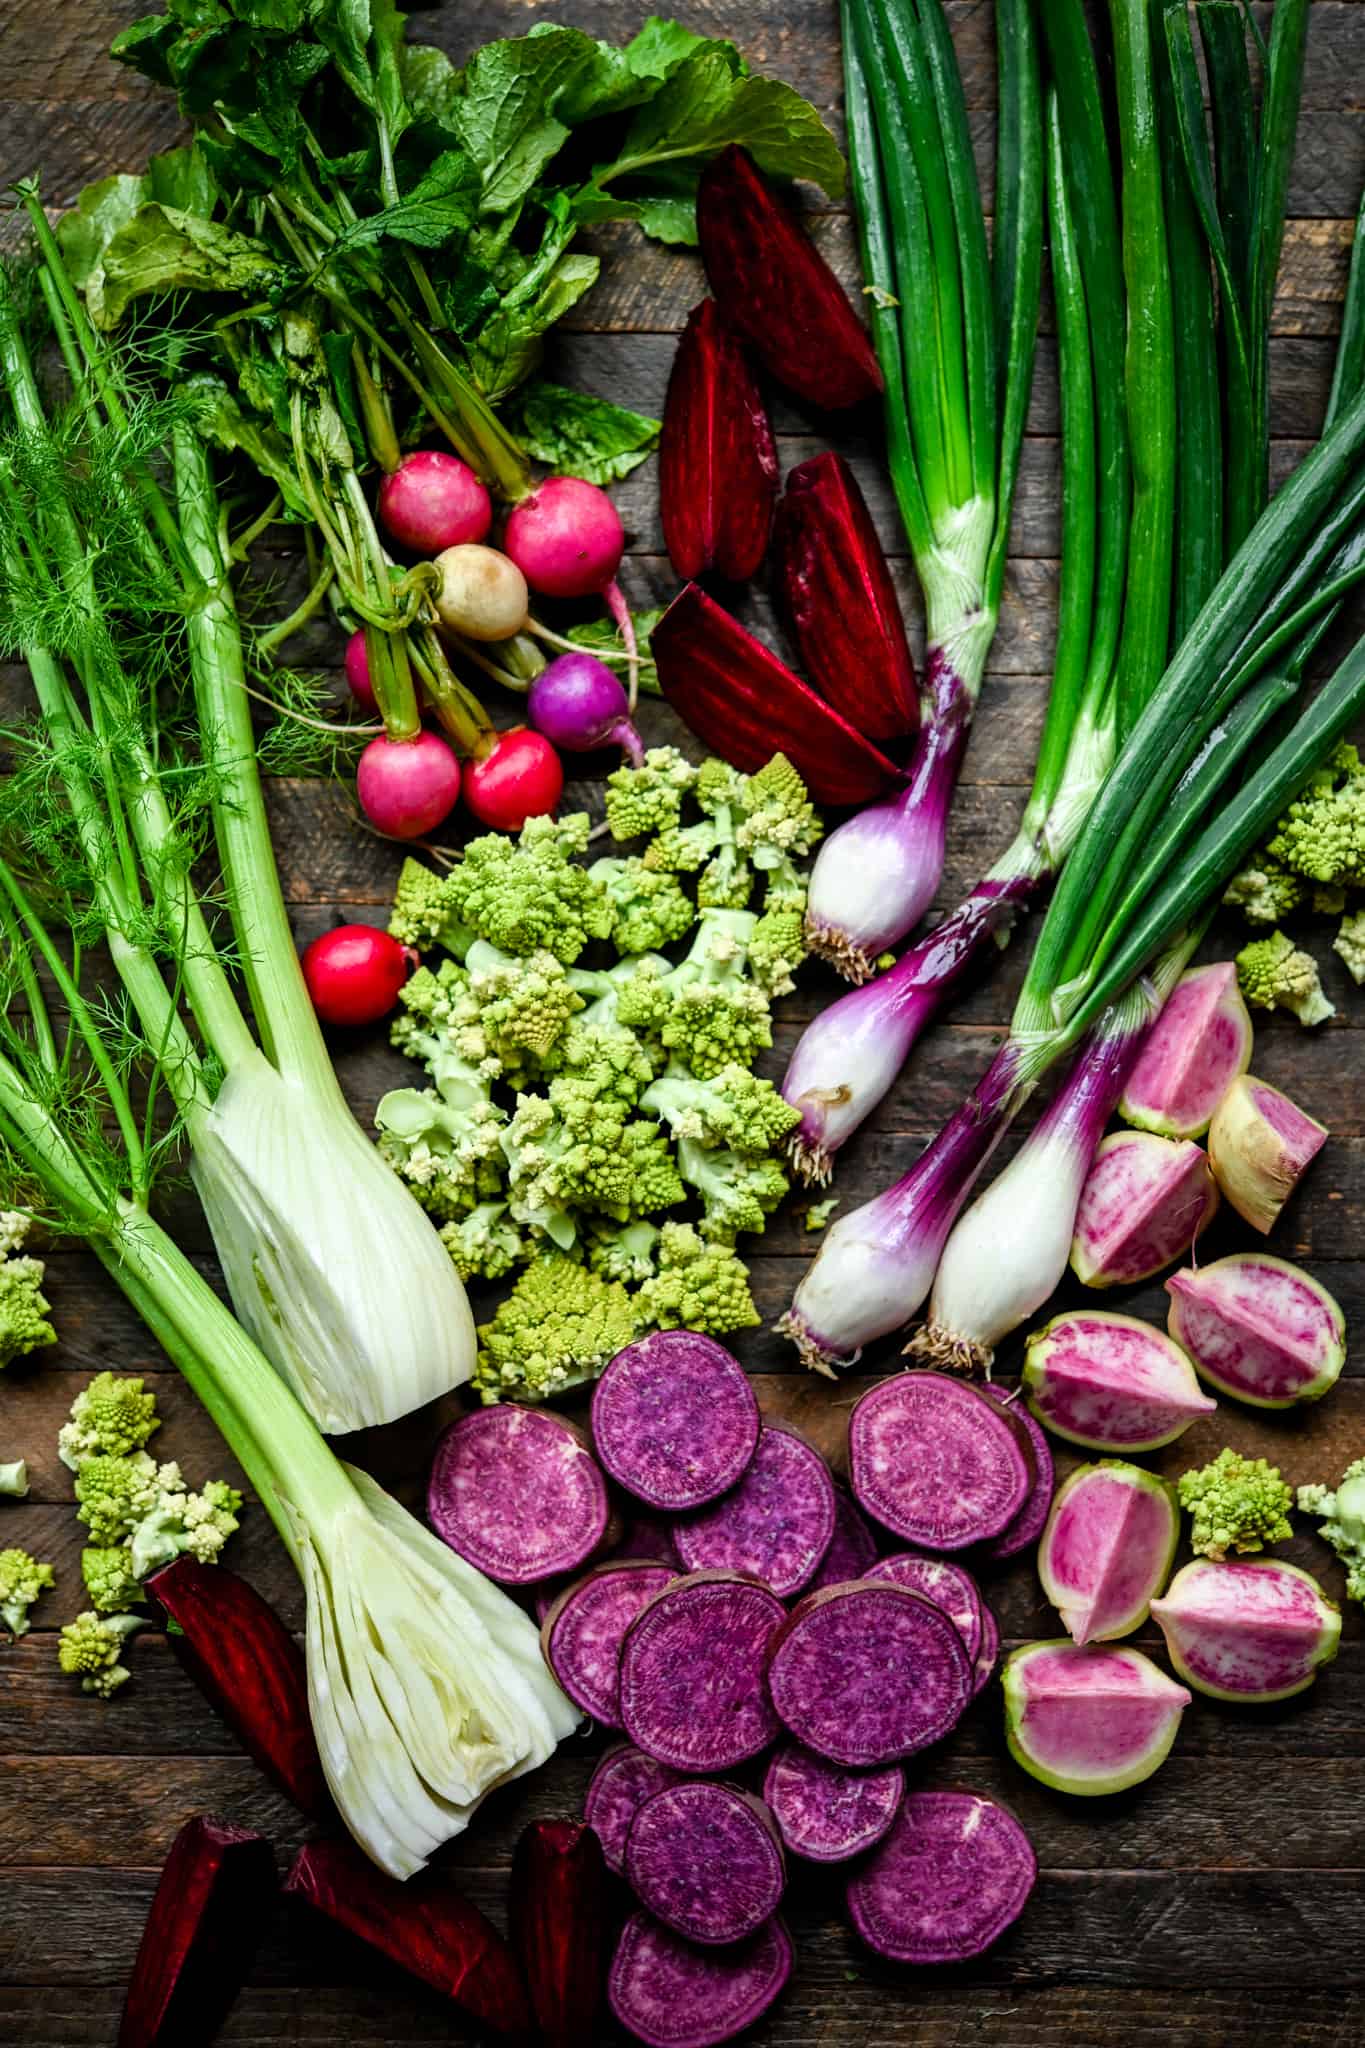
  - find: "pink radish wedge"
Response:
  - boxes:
[1023,1309,1217,1452]
[1119,961,1252,1138]
[1207,1074,1327,1233]
[1151,1558,1341,1702]
[1167,1253,1346,1408]
[1070,1132,1219,1286]
[1037,1461,1179,1645]
[1003,1641,1190,1796]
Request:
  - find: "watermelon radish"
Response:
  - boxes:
[1070,1133,1219,1287]
[1151,1558,1341,1702]
[1023,1310,1217,1452]
[763,1744,903,1864]
[1037,1462,1179,1645]
[1119,962,1253,1139]
[1003,1640,1191,1795]
[1207,1074,1327,1233]
[845,1789,1036,1964]
[1167,1253,1346,1408]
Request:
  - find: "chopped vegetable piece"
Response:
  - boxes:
[541,1563,676,1728]
[510,1819,607,2048]
[672,1423,835,1596]
[474,1256,643,1404]
[765,1581,971,1766]
[1207,1074,1327,1233]
[58,1371,160,1470]
[807,1484,879,1592]
[846,1789,1036,1964]
[117,1817,274,2048]
[624,1781,785,1946]
[1118,962,1253,1138]
[591,1332,759,1511]
[1070,1132,1219,1286]
[1236,929,1335,1026]
[1038,1462,1179,1645]
[1003,1640,1191,1795]
[864,1552,983,1662]
[1167,1253,1346,1408]
[848,1374,1031,1550]
[427,1408,617,1584]
[1298,1459,1365,1604]
[763,1744,902,1864]
[583,1745,685,1876]
[0,1546,54,1637]
[1024,1309,1217,1451]
[1151,1558,1341,1702]
[0,1211,55,1369]
[619,1572,784,1773]
[57,1610,142,1697]
[608,1910,793,2048]
[1178,1448,1294,1561]
[660,299,777,582]
[0,1461,27,1498]
[978,1385,1056,1561]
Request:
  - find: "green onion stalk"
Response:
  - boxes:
[0,229,479,1434]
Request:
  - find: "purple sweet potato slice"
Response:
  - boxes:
[1166,1252,1346,1408]
[511,1819,608,2048]
[1037,1462,1179,1645]
[619,1571,784,1773]
[977,1384,1056,1561]
[763,1744,903,1864]
[624,1782,786,1946]
[614,1514,683,1569]
[863,1552,983,1663]
[807,1483,879,1592]
[972,1599,1001,1698]
[428,1406,617,1584]
[845,1789,1036,1964]
[1070,1131,1219,1286]
[591,1332,760,1512]
[766,1580,972,1766]
[1151,1558,1342,1702]
[672,1423,836,1597]
[848,1373,1031,1550]
[541,1562,677,1726]
[608,1911,793,2048]
[118,1817,274,2048]
[584,1746,685,1876]
[1003,1640,1190,1795]
[1119,961,1253,1139]
[660,299,778,583]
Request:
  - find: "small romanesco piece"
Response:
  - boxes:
[0,1212,55,1370]
[584,1218,662,1284]
[637,911,774,1081]
[1178,1448,1295,1560]
[474,1253,642,1402]
[1298,1458,1365,1604]
[604,746,698,841]
[590,857,696,956]
[804,1198,839,1232]
[58,1371,161,1473]
[1235,930,1335,1027]
[439,1202,527,1284]
[72,1452,242,1578]
[446,813,613,963]
[1334,909,1365,985]
[748,905,807,997]
[58,1610,142,1697]
[81,1545,143,1614]
[73,1450,161,1548]
[387,857,468,954]
[1265,741,1365,889]
[635,1222,759,1335]
[676,1136,790,1244]
[0,1547,55,1636]
[1223,860,1305,926]
[464,943,584,1075]
[640,1062,801,1155]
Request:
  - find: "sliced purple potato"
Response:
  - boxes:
[977,1384,1055,1560]
[1150,1558,1341,1703]
[763,1744,903,1864]
[972,1599,1001,1698]
[618,1571,784,1773]
[540,1562,676,1726]
[1119,961,1253,1140]
[1070,1132,1219,1287]
[845,1788,1036,1964]
[607,1912,793,2048]
[624,1782,785,1946]
[672,1423,836,1597]
[583,1746,685,1876]
[1003,1640,1191,1796]
[765,1580,971,1767]
[863,1552,984,1663]
[848,1372,1031,1550]
[1037,1461,1179,1645]
[427,1406,617,1584]
[1167,1253,1346,1408]
[806,1483,879,1591]
[1023,1309,1217,1452]
[591,1332,760,1511]
[1207,1074,1326,1234]
[614,1515,683,1569]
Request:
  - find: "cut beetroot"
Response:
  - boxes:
[653,584,906,806]
[1023,1309,1218,1452]
[117,1817,274,2048]
[624,1782,785,1946]
[660,299,778,583]
[972,1599,1001,1698]
[763,1743,903,1864]
[1071,1132,1219,1287]
[807,1483,879,1592]
[511,1819,607,2048]
[1167,1253,1346,1408]
[608,1911,793,2048]
[848,1372,1032,1550]
[427,1406,617,1584]
[772,452,918,741]
[1037,1462,1179,1645]
[1208,1073,1328,1232]
[541,1562,677,1727]
[846,1790,1035,1964]
[1003,1640,1190,1795]
[1151,1558,1342,1703]
[591,1331,759,1512]
[584,1746,685,1875]
[1119,961,1253,1139]
[284,1838,531,2036]
[672,1423,836,1597]
[977,1385,1056,1561]
[619,1571,784,1773]
[766,1580,971,1766]
[864,1552,983,1663]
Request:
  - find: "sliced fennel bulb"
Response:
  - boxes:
[191,1052,476,1432]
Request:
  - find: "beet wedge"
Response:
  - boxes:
[149,1556,330,1822]
[653,585,906,806]
[774,452,918,741]
[118,1816,274,2048]
[284,1838,532,2038]
[698,146,882,410]
[511,1820,608,2047]
[661,300,778,583]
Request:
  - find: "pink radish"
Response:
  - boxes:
[355,730,461,839]
[527,653,643,765]
[378,451,492,554]
[1151,1558,1341,1702]
[343,630,377,713]
[1166,1252,1346,1408]
[504,476,639,698]
[1003,1641,1190,1796]
[1070,1132,1219,1287]
[301,925,412,1027]
[463,729,564,832]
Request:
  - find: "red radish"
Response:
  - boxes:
[379,451,492,553]
[434,544,530,640]
[344,629,377,713]
[464,728,564,831]
[504,477,639,695]
[302,924,413,1028]
[356,730,461,838]
[528,652,644,765]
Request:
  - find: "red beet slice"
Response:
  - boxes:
[766,1581,972,1766]
[661,299,778,582]
[848,1373,1032,1549]
[541,1561,677,1727]
[511,1819,608,2048]
[671,1423,836,1597]
[584,1745,686,1875]
[591,1330,760,1512]
[846,1788,1036,1963]
[624,1782,785,1946]
[148,1557,330,1821]
[652,584,906,806]
[608,1911,793,2048]
[118,1817,273,2048]
[763,1743,903,1864]
[807,1483,879,1592]
[284,1838,531,2037]
[773,452,918,740]
[979,1383,1056,1562]
[427,1406,617,1584]
[698,146,882,410]
[619,1571,784,1773]
[864,1551,984,1662]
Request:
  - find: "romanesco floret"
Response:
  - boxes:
[0,1212,55,1370]
[440,1202,527,1283]
[447,813,613,963]
[58,1371,161,1472]
[0,1547,54,1636]
[0,1460,27,1497]
[390,960,501,1083]
[641,1062,801,1154]
[464,942,585,1074]
[585,1218,661,1284]
[1299,1457,1365,1604]
[387,857,468,954]
[734,752,822,878]
[748,905,807,997]
[1223,860,1305,926]
[1334,909,1365,985]
[676,1135,790,1243]
[604,746,698,841]
[1235,930,1336,1027]
[1265,741,1365,888]
[474,1254,641,1402]
[630,911,773,1081]
[553,1026,657,1109]
[58,1610,141,1697]
[804,1198,839,1232]
[1178,1447,1295,1560]
[129,1473,243,1579]
[590,857,696,956]
[500,1046,683,1244]
[635,1222,759,1335]
[73,1450,160,1547]
[81,1545,143,1614]
[376,1083,507,1218]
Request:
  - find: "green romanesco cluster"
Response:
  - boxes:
[1298,1458,1365,1604]
[58,1611,143,1698]
[57,1371,160,1471]
[0,1548,55,1637]
[1225,744,1365,1016]
[380,754,823,1399]
[1178,1448,1295,1560]
[0,1211,56,1369]
[1235,931,1335,1027]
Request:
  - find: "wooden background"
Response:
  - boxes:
[2,2,1365,2042]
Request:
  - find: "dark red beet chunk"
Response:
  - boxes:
[846,1788,1036,1963]
[619,1571,784,1773]
[671,1423,836,1597]
[511,1819,608,2048]
[766,1581,971,1766]
[592,1331,759,1512]
[118,1816,274,2048]
[608,1911,793,2048]
[660,300,778,582]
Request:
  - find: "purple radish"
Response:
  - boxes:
[619,1571,783,1773]
[1037,1462,1179,1645]
[863,1552,983,1663]
[433,543,530,641]
[540,1562,676,1727]
[527,652,644,766]
[765,1580,971,1767]
[1023,1309,1217,1452]
[427,1407,618,1585]
[1070,1132,1219,1287]
[972,1599,1001,1697]
[1167,1253,1346,1408]
[504,476,638,690]
[846,1789,1036,1964]
[672,1423,836,1597]
[978,1384,1055,1561]
[1151,1558,1341,1703]
[1119,961,1253,1139]
[378,450,492,554]
[607,1911,792,2048]
[344,629,377,712]
[591,1333,760,1513]
[356,730,462,839]
[848,1373,1032,1551]
[624,1782,785,1946]
[1207,1073,1327,1233]
[1004,1641,1190,1795]
[807,1484,879,1592]
[763,1745,902,1864]
[584,1746,684,1875]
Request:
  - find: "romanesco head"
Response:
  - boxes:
[618,1120,688,1215]
[1235,930,1335,1027]
[1222,861,1306,926]
[552,1026,656,1110]
[58,1610,141,1697]
[604,747,698,841]
[474,1254,641,1402]
[376,1084,507,1221]
[1266,742,1365,888]
[1334,910,1365,987]
[748,906,807,997]
[637,1222,759,1336]
[591,857,696,956]
[735,753,822,863]
[447,813,611,963]
[73,1450,159,1548]
[661,979,772,1080]
[1299,1458,1365,1605]
[641,1063,800,1155]
[58,1371,161,1473]
[1178,1447,1294,1561]
[0,1248,55,1370]
[388,857,467,953]
[440,1202,527,1283]
[0,1547,55,1636]
[81,1546,143,1614]
[676,1135,789,1243]
[465,942,584,1075]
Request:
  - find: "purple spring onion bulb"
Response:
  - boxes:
[526,651,644,766]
